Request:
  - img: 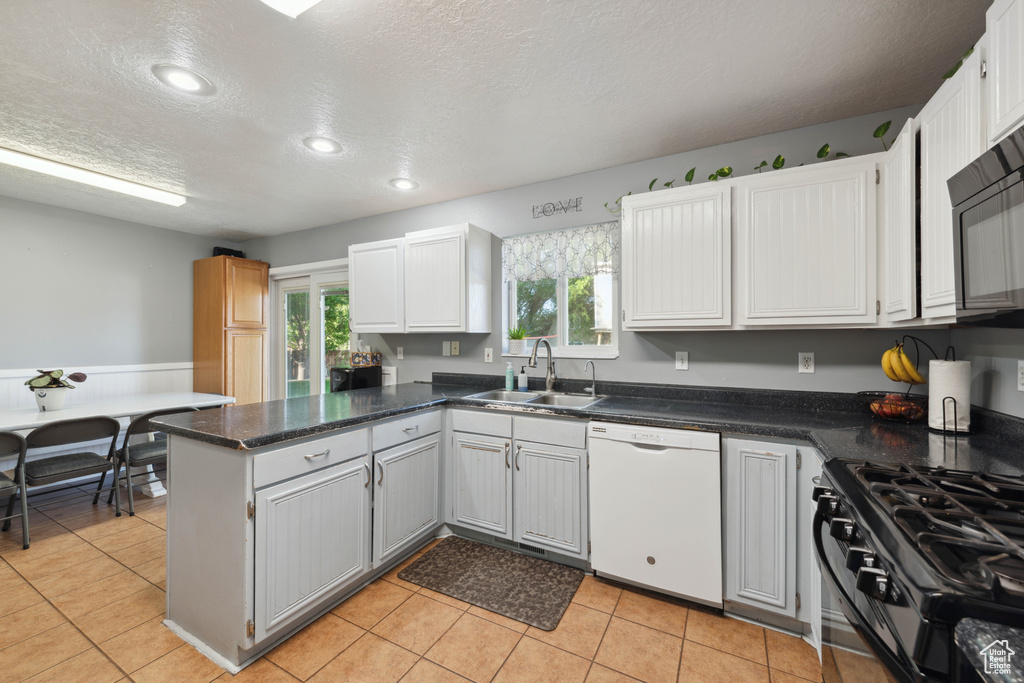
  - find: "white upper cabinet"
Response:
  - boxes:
[987,0,1024,145]
[621,184,731,328]
[919,50,985,321]
[878,119,918,324]
[735,158,878,326]
[404,223,492,333]
[348,238,405,333]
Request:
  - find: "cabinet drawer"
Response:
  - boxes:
[450,409,512,438]
[254,428,369,489]
[513,415,586,449]
[372,410,442,452]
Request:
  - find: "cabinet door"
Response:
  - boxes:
[878,119,918,323]
[348,239,405,333]
[919,52,984,320]
[451,433,512,539]
[255,454,371,642]
[512,441,587,558]
[723,439,797,618]
[736,161,876,325]
[225,258,269,328]
[988,0,1024,145]
[226,329,267,405]
[373,435,440,566]
[622,185,731,328]
[405,229,465,332]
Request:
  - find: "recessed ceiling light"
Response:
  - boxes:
[302,137,342,154]
[390,178,418,190]
[259,0,324,18]
[151,64,216,96]
[0,147,187,207]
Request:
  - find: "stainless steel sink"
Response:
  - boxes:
[466,389,540,403]
[527,393,604,408]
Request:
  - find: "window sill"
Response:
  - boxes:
[501,349,619,361]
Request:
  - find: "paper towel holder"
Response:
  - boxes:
[929,395,973,436]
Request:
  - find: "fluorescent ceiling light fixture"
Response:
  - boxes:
[0,147,187,207]
[151,64,216,95]
[259,0,324,18]
[389,178,418,190]
[302,137,342,153]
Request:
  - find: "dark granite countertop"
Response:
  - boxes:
[956,619,1024,682]
[152,378,1024,474]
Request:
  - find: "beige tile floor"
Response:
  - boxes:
[0,476,825,683]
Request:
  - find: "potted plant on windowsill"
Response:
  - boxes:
[507,326,527,355]
[25,369,87,411]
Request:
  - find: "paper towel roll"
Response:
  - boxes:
[928,360,971,432]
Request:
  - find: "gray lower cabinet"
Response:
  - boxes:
[723,437,798,618]
[448,409,588,561]
[255,453,371,642]
[513,440,587,559]
[372,433,441,565]
[451,431,513,538]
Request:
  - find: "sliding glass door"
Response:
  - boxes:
[273,271,353,399]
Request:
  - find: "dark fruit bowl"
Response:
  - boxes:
[857,391,927,422]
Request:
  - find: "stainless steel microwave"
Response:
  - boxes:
[948,125,1024,325]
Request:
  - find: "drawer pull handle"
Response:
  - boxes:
[504,442,510,468]
[401,425,419,432]
[515,444,522,471]
[304,449,330,460]
[377,461,384,486]
[363,463,370,488]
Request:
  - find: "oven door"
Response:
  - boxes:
[814,509,919,683]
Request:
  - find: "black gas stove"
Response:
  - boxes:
[814,458,1024,682]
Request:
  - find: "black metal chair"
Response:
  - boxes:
[0,432,30,549]
[103,407,197,516]
[25,416,121,516]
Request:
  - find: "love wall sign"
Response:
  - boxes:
[532,197,582,219]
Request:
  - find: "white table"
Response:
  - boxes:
[0,392,235,497]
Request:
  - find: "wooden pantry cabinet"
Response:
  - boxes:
[194,255,269,405]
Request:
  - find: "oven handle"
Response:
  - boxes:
[813,509,916,683]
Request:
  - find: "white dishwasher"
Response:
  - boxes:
[588,421,722,608]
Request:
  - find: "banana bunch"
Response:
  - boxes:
[882,343,926,385]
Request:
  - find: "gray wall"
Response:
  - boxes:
[952,327,1024,419]
[246,105,958,399]
[0,196,238,368]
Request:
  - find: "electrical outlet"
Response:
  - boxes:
[451,341,460,356]
[675,351,689,370]
[442,341,451,357]
[484,348,493,363]
[396,347,404,360]
[798,352,815,374]
[1018,360,1024,392]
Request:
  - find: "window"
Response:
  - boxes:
[272,265,355,399]
[503,222,619,358]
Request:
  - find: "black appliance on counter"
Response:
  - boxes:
[948,122,1024,326]
[813,459,1024,681]
[329,366,382,392]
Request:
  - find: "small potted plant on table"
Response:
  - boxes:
[507,326,527,355]
[25,369,87,411]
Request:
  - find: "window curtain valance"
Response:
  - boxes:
[501,221,620,283]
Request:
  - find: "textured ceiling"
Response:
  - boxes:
[0,0,988,240]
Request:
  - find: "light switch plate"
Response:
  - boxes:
[451,341,460,356]
[396,347,404,360]
[484,348,493,363]
[675,351,689,370]
[1018,360,1024,392]
[442,341,451,357]
[799,352,815,374]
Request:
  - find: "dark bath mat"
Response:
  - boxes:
[398,536,584,631]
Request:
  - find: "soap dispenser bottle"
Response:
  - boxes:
[518,366,528,391]
[505,362,514,391]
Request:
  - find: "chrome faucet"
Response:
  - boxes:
[584,360,597,397]
[528,339,556,392]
